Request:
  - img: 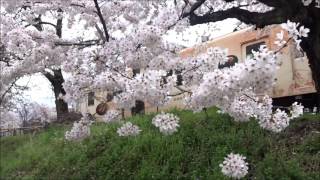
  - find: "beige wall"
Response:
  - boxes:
[76,88,188,121]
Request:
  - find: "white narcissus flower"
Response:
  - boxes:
[220,153,249,179]
[152,112,180,135]
[117,122,141,137]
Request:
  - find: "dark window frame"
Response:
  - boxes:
[245,41,266,59]
[88,92,95,106]
[218,55,239,69]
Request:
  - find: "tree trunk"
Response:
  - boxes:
[300,8,320,111]
[43,69,69,121]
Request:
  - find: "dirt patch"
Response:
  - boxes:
[277,118,320,146]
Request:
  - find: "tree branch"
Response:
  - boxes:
[54,39,101,47]
[56,9,63,38]
[189,8,290,28]
[25,21,57,29]
[93,0,109,42]
[182,0,307,29]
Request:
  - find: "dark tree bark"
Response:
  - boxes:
[300,7,320,110]
[44,69,69,121]
[182,0,320,109]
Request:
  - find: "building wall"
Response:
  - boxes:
[76,88,188,121]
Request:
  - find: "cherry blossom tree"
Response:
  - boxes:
[1,0,314,124]
[1,1,314,178]
[1,3,68,120]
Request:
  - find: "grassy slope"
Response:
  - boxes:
[1,108,319,179]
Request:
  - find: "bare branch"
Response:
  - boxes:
[54,39,101,47]
[93,0,109,42]
[189,8,292,28]
[25,21,57,29]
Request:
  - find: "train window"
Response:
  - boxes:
[106,92,113,102]
[132,69,140,77]
[163,70,183,86]
[88,92,95,106]
[245,41,265,59]
[175,70,183,86]
[131,100,145,115]
[218,55,238,69]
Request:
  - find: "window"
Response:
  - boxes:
[245,41,265,59]
[218,55,238,69]
[88,92,95,106]
[175,70,183,86]
[132,69,140,77]
[131,100,145,115]
[106,92,114,102]
[164,70,183,86]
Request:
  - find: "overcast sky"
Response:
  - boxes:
[17,19,238,107]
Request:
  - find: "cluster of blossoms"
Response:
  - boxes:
[102,110,121,123]
[257,100,304,133]
[302,0,320,7]
[186,45,278,113]
[0,1,314,179]
[65,115,92,141]
[152,112,180,135]
[291,102,304,119]
[219,153,249,179]
[117,122,141,137]
[227,89,260,122]
[280,20,310,50]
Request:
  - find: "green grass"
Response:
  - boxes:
[1,107,319,179]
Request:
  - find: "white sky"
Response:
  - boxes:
[17,19,238,107]
[17,73,56,107]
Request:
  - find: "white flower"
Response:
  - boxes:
[152,112,180,135]
[298,26,310,37]
[220,153,249,179]
[302,0,313,6]
[117,122,141,137]
[65,118,91,141]
[281,20,310,50]
[281,20,299,36]
[290,102,304,119]
[315,0,320,8]
[102,110,121,123]
[274,31,287,47]
[259,109,290,133]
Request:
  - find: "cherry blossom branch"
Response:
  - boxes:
[105,65,133,80]
[25,21,57,28]
[174,85,192,94]
[54,40,101,47]
[182,65,202,75]
[274,37,293,54]
[93,0,109,42]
